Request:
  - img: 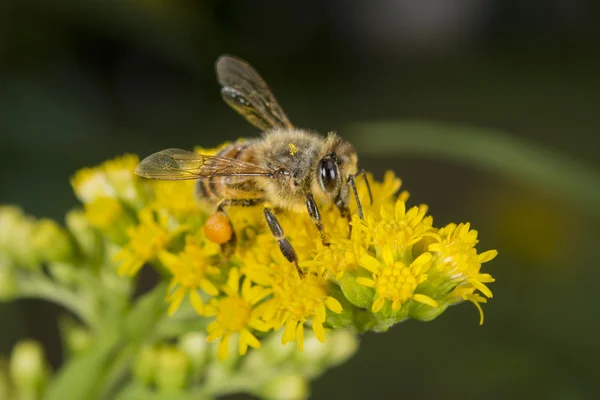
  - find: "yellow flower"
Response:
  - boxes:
[349,171,401,216]
[159,238,221,316]
[71,154,141,207]
[363,198,433,253]
[256,263,343,352]
[69,148,498,358]
[427,223,497,323]
[71,167,115,204]
[114,207,187,276]
[102,154,141,205]
[150,180,201,220]
[203,268,272,360]
[357,246,438,313]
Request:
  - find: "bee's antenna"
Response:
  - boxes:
[355,170,373,206]
[347,175,364,220]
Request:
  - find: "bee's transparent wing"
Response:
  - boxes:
[216,55,293,131]
[135,148,274,180]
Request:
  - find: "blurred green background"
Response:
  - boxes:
[1,0,599,398]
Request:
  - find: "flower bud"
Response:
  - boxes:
[84,197,134,245]
[260,330,294,364]
[295,330,328,372]
[102,154,145,208]
[65,209,103,262]
[62,322,93,356]
[154,346,189,392]
[262,374,309,400]
[178,332,209,375]
[9,340,49,397]
[31,219,73,263]
[0,206,38,268]
[0,262,17,300]
[133,346,157,386]
[48,262,77,286]
[325,330,359,366]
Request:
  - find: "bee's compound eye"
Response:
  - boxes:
[204,212,233,244]
[318,157,338,192]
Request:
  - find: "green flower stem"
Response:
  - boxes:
[346,121,600,221]
[16,273,96,328]
[98,283,169,400]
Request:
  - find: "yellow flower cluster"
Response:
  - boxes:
[71,149,497,360]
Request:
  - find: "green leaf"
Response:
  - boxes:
[346,121,600,221]
[45,284,169,400]
[44,331,120,400]
[324,285,355,330]
[338,272,374,310]
[123,283,168,341]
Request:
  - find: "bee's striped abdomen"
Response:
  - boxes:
[195,140,256,203]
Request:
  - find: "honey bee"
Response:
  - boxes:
[135,55,371,277]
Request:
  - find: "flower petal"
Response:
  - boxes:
[372,297,385,313]
[324,296,343,314]
[312,319,325,343]
[411,252,432,267]
[226,268,240,295]
[249,316,271,332]
[189,290,205,315]
[382,246,394,267]
[282,320,297,344]
[412,294,438,308]
[395,199,406,220]
[360,252,380,274]
[217,335,230,360]
[478,250,498,263]
[356,277,375,288]
[296,322,305,351]
[167,288,185,316]
[315,302,326,323]
[200,279,219,297]
[471,280,493,298]
[242,329,261,349]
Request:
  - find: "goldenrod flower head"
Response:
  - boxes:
[202,268,271,360]
[72,149,497,360]
[150,180,201,220]
[255,263,343,351]
[426,223,498,324]
[160,237,221,316]
[114,207,187,276]
[357,247,437,314]
[364,199,433,252]
[84,197,125,230]
[71,154,141,207]
[0,206,39,267]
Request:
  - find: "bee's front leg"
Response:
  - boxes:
[263,208,305,278]
[305,193,330,247]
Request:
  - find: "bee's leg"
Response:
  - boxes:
[263,207,305,278]
[347,175,365,220]
[354,170,373,205]
[215,198,265,256]
[217,198,265,212]
[336,204,355,239]
[305,193,330,247]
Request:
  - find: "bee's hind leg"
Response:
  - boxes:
[212,198,265,257]
[263,207,305,278]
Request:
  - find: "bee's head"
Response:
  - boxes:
[313,133,358,210]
